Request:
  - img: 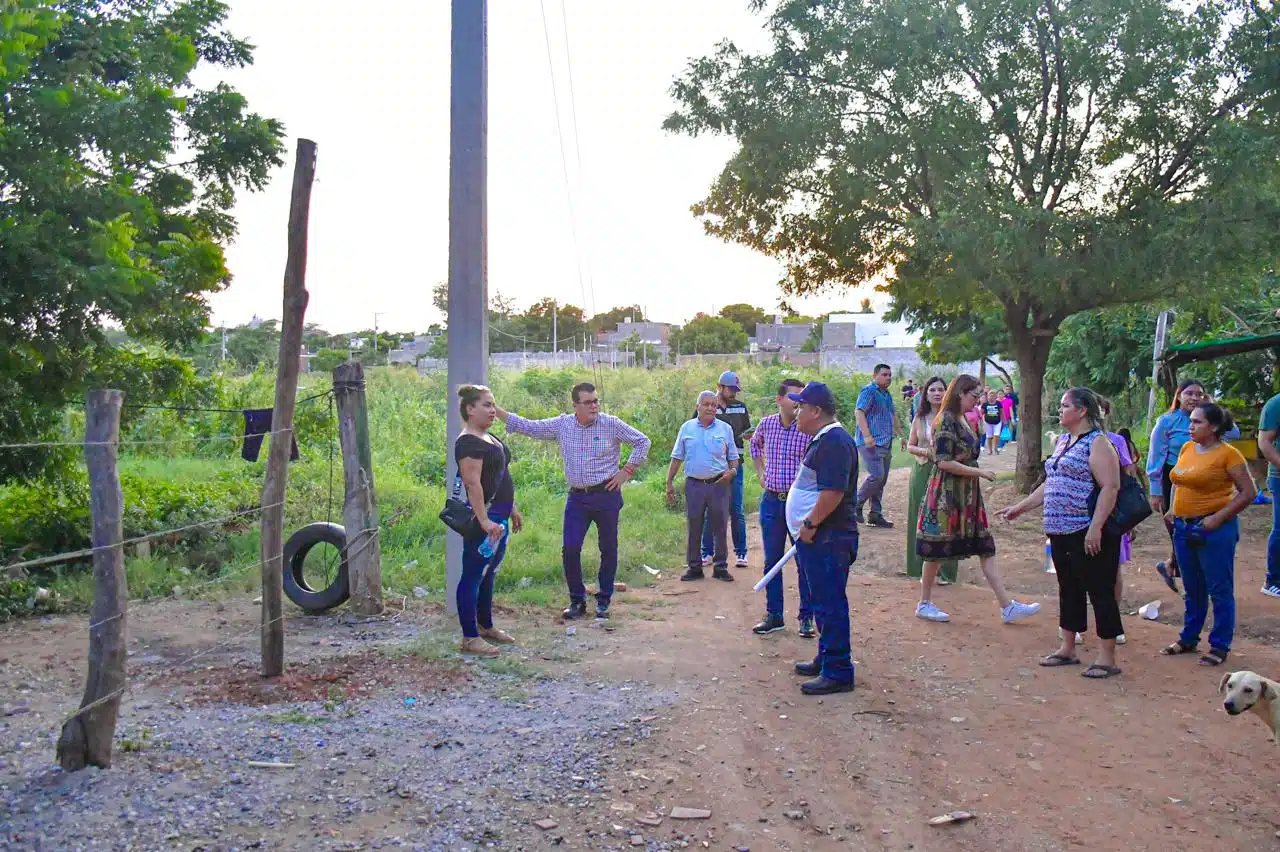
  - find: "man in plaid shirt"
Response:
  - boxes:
[496,383,651,621]
[750,378,816,638]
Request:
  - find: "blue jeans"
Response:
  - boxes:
[1174,516,1238,652]
[563,489,622,605]
[457,507,510,638]
[760,492,811,620]
[856,446,892,517]
[797,533,858,684]
[1267,476,1280,589]
[702,463,746,560]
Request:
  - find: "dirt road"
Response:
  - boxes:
[4,445,1280,850]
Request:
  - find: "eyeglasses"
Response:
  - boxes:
[576,398,600,406]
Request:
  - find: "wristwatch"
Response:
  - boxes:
[803,518,816,530]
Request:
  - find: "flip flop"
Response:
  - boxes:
[1199,649,1229,666]
[1160,641,1198,656]
[1155,562,1179,593]
[1082,664,1121,679]
[1039,652,1080,667]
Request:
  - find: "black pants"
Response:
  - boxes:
[1050,529,1123,640]
[1161,463,1178,572]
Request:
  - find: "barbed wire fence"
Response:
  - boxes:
[0,372,400,771]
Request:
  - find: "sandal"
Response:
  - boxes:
[1155,561,1180,593]
[1039,652,1080,667]
[1160,641,1198,656]
[1199,648,1229,666]
[1082,664,1122,679]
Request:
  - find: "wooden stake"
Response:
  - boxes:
[57,389,127,770]
[333,361,383,615]
[260,138,316,677]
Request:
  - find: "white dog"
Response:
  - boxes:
[1219,670,1280,743]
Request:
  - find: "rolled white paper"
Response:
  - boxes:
[753,544,798,593]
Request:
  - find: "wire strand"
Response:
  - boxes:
[0,428,295,451]
[1,501,287,575]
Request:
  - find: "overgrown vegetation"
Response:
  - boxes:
[0,363,916,621]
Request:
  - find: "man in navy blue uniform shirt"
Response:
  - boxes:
[784,382,860,695]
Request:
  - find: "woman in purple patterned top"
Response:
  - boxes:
[1000,388,1123,679]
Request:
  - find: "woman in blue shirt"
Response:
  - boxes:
[1147,379,1241,590]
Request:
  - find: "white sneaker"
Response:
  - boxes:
[1002,600,1042,624]
[1116,633,1127,645]
[916,601,950,622]
[736,557,749,568]
[1262,585,1280,599]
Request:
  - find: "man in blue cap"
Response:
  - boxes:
[695,371,753,569]
[785,381,859,695]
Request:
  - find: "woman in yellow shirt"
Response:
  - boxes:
[1160,403,1255,666]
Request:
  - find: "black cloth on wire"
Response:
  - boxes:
[242,409,300,462]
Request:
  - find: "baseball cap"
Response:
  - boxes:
[717,371,741,392]
[787,381,835,410]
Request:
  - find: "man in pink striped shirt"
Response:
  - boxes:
[749,378,815,637]
[496,383,650,621]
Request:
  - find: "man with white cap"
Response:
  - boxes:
[696,370,753,568]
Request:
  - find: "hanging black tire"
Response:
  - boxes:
[282,522,350,613]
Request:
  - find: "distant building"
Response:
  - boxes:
[387,334,437,366]
[822,314,919,350]
[755,318,814,354]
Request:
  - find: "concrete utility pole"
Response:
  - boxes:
[1146,309,1173,429]
[552,299,557,365]
[445,0,488,615]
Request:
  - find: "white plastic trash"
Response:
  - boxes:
[1138,600,1161,620]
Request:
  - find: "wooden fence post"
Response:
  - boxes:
[261,138,316,677]
[333,361,383,615]
[57,389,127,770]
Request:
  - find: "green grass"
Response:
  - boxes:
[266,709,328,726]
[7,363,923,619]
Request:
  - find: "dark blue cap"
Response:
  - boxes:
[787,381,835,410]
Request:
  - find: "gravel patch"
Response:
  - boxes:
[1,671,675,851]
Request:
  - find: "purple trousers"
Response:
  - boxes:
[563,489,623,604]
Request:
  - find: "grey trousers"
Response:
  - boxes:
[686,477,730,569]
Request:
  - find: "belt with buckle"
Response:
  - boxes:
[766,489,788,502]
[686,475,722,484]
[569,481,610,495]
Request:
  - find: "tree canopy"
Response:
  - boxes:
[0,0,284,477]
[670,314,749,355]
[718,303,770,338]
[666,0,1280,488]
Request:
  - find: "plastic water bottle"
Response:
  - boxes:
[1043,539,1056,574]
[478,520,509,559]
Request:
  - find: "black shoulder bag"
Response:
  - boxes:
[1085,433,1153,537]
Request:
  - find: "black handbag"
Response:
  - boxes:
[1088,470,1153,538]
[439,497,481,538]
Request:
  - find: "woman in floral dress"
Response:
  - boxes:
[914,374,1041,625]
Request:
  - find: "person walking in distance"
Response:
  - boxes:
[1256,389,1280,598]
[906,377,958,585]
[982,389,1004,456]
[668,391,740,582]
[698,371,752,568]
[750,378,816,637]
[999,388,1124,679]
[785,382,860,695]
[1146,379,1241,593]
[452,385,523,656]
[495,383,651,621]
[914,374,1041,625]
[854,364,898,528]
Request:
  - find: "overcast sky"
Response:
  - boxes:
[204,0,884,333]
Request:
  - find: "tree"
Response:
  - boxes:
[516,298,588,352]
[0,0,284,475]
[670,314,748,355]
[309,348,348,374]
[225,321,281,373]
[588,305,646,334]
[718,303,770,338]
[666,0,1280,490]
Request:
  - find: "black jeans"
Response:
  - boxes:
[1050,529,1123,640]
